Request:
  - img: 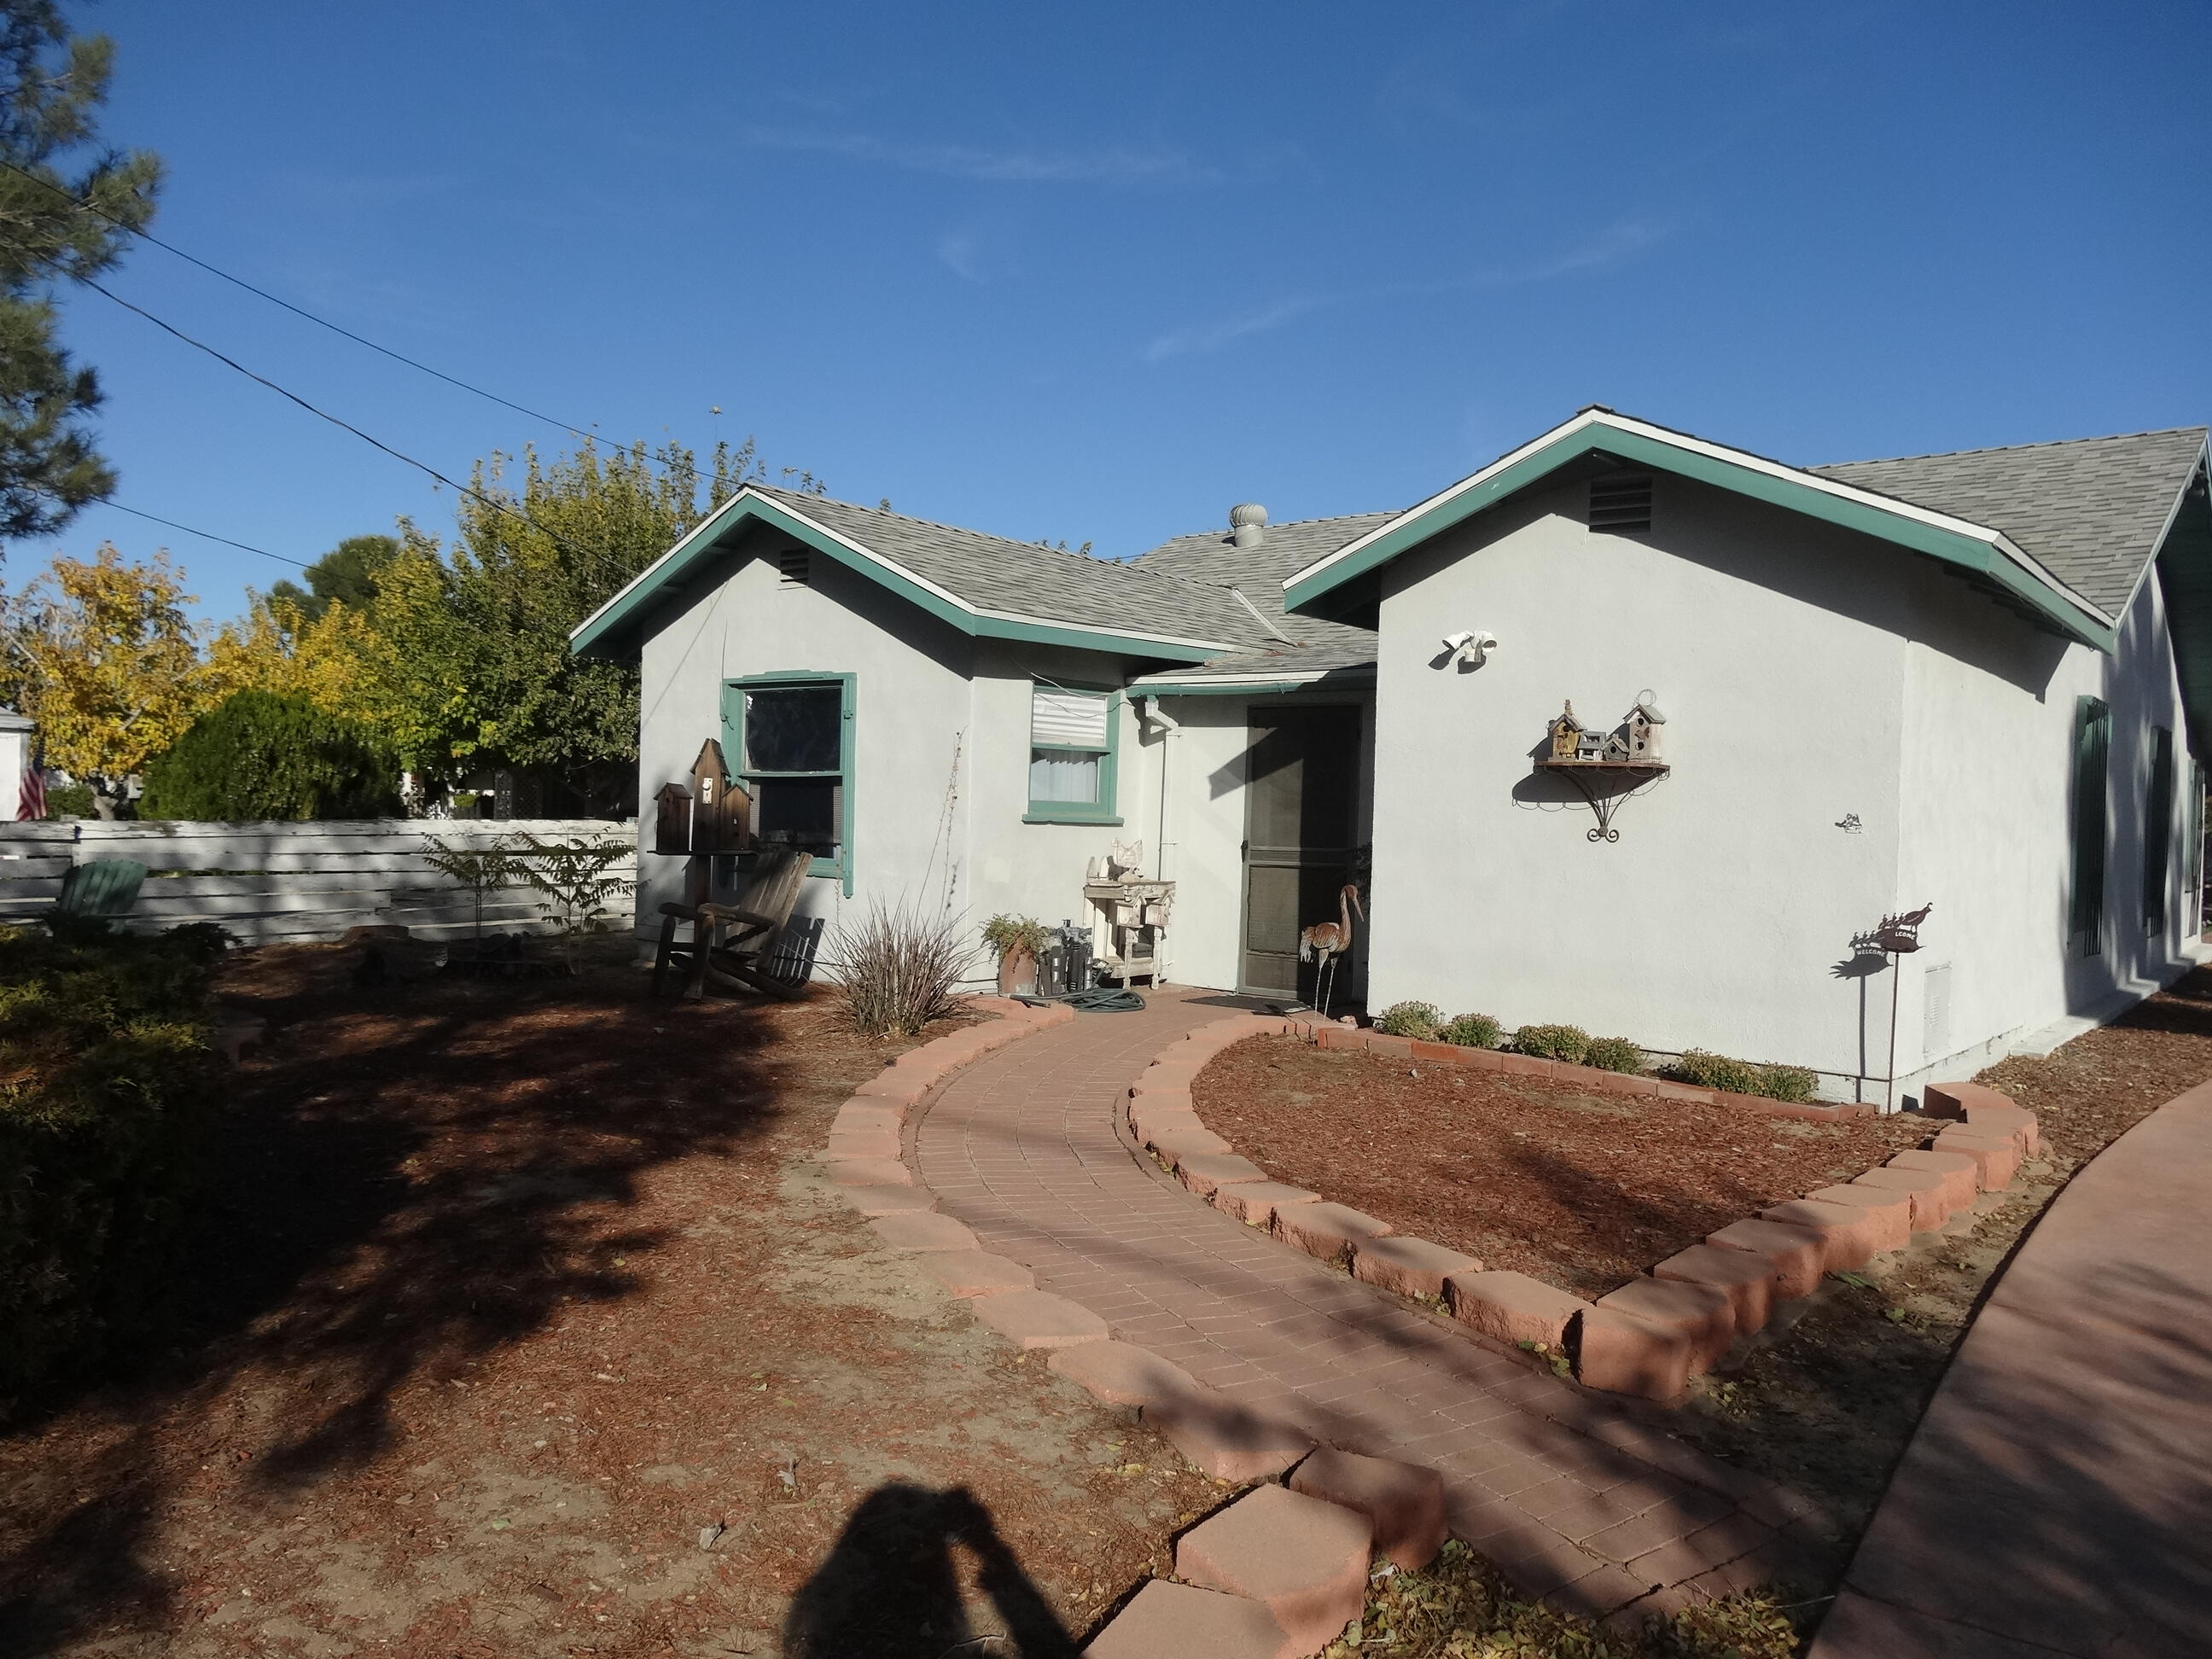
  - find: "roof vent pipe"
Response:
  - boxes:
[1229,503,1268,547]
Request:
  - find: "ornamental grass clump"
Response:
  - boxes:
[1375,1000,1443,1039]
[833,899,976,1039]
[1511,1023,1590,1064]
[1,920,228,1406]
[1440,1012,1502,1049]
[1583,1036,1646,1074]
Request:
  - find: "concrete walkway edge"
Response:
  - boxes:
[1807,1078,2212,1658]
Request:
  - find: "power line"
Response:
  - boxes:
[79,498,310,568]
[1,154,602,443]
[84,274,608,562]
[25,482,311,568]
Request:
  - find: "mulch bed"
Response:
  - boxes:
[1190,1037,1926,1299]
[0,944,1226,1658]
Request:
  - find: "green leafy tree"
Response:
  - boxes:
[266,533,399,624]
[0,2,161,546]
[138,689,400,821]
[361,437,812,791]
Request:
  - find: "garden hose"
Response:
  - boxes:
[1018,986,1147,1013]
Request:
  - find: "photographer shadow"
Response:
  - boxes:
[782,1481,1076,1659]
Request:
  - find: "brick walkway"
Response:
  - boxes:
[911,990,1828,1619]
[1809,1077,2212,1658]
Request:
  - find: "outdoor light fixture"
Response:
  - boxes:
[1441,630,1498,668]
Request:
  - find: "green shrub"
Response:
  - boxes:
[1439,1012,1503,1049]
[1511,1023,1590,1063]
[1755,1062,1819,1103]
[1375,1000,1443,1039]
[1583,1036,1646,1074]
[1674,1049,1761,1095]
[43,781,95,819]
[139,690,400,821]
[0,921,226,1406]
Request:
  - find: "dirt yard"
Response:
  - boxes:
[0,944,1226,1658]
[1189,1038,1925,1299]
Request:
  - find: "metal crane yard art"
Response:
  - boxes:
[1299,883,1364,1020]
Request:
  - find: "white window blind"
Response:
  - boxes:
[1032,687,1109,749]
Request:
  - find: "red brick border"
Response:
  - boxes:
[818,996,1462,1654]
[1132,1019,2042,1406]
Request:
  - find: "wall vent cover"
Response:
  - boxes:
[777,547,811,585]
[1589,474,1654,533]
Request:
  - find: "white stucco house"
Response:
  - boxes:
[573,407,2212,1107]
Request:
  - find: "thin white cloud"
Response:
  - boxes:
[936,231,987,282]
[1142,298,1325,362]
[745,127,1216,185]
[1143,218,1673,363]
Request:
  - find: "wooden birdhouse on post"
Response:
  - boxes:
[1548,701,1585,761]
[688,739,753,854]
[654,783,693,855]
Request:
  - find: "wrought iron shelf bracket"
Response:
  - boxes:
[1533,760,1672,843]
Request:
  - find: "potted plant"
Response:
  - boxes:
[981,914,1051,998]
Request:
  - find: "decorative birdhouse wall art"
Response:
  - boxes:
[1626,690,1667,760]
[1548,701,1585,760]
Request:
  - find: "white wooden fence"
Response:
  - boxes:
[0,819,637,945]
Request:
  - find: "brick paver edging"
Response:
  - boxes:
[1137,1022,2045,1403]
[821,997,1461,1657]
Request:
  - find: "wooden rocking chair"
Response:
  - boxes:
[650,847,815,1001]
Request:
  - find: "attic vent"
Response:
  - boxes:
[1588,474,1654,534]
[777,547,811,585]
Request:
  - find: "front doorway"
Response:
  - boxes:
[1239,705,1362,1003]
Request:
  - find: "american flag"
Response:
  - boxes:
[18,765,44,821]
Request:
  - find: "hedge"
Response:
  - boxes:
[139,689,399,821]
[0,919,228,1407]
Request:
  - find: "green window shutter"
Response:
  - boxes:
[2069,696,2110,957]
[2144,727,2174,934]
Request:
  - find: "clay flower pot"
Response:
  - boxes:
[997,946,1039,998]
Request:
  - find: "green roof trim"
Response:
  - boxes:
[571,490,1229,664]
[1284,416,2116,651]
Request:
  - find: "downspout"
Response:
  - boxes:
[1142,696,1179,981]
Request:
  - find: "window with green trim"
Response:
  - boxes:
[2145,726,2174,935]
[1025,684,1119,824]
[724,673,855,889]
[2069,696,2110,957]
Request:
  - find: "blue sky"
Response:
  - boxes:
[21,0,2212,618]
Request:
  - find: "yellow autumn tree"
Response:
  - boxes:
[0,543,209,817]
[203,589,377,714]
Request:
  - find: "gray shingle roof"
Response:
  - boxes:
[1132,637,1380,683]
[748,486,1282,649]
[1813,427,2208,614]
[1130,512,1391,660]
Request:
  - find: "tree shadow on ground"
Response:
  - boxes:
[0,954,787,1655]
[783,1481,1076,1659]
